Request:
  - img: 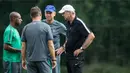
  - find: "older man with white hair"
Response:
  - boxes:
[57,4,95,73]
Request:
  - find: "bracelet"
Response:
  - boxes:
[52,59,57,61]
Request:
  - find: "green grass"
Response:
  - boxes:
[86,63,130,73]
[21,63,130,73]
[61,63,130,73]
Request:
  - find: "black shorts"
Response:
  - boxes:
[65,53,84,73]
[66,59,84,73]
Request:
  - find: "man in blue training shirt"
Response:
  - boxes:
[43,5,67,73]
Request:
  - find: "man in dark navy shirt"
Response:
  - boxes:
[58,4,95,73]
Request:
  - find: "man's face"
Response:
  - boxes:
[62,11,71,20]
[14,14,22,26]
[45,11,56,21]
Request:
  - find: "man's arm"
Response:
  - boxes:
[81,32,95,49]
[21,42,27,70]
[74,32,95,56]
[56,22,67,55]
[21,26,27,69]
[74,20,95,56]
[56,40,67,55]
[48,40,57,68]
[4,44,21,52]
[46,24,57,68]
[3,29,21,52]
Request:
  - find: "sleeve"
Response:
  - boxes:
[4,29,13,44]
[59,23,67,36]
[47,25,53,40]
[79,22,91,37]
[21,26,27,42]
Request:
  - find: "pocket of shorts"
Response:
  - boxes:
[73,60,83,68]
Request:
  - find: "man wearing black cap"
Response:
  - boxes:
[43,5,67,73]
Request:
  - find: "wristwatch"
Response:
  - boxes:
[80,47,85,51]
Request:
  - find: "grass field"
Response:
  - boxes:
[61,63,130,73]
[15,63,130,73]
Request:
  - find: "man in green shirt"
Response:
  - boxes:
[3,11,22,73]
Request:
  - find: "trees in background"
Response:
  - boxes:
[0,1,130,71]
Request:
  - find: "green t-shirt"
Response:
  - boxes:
[3,24,21,62]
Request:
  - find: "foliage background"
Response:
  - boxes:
[0,0,130,73]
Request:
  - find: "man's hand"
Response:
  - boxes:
[56,47,65,56]
[52,61,57,69]
[74,49,83,56]
[22,60,27,70]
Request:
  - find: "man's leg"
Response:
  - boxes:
[53,55,61,73]
[37,59,52,73]
[11,62,22,73]
[73,60,83,73]
[66,60,72,73]
[27,61,38,73]
[66,59,83,73]
[3,61,10,73]
[3,61,22,73]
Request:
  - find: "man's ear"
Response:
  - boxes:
[40,13,42,17]
[54,12,56,16]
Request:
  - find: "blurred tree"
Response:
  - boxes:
[0,0,130,73]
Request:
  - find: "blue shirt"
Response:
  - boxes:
[43,20,67,49]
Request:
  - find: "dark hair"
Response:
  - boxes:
[30,6,41,18]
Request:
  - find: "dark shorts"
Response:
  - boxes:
[3,61,22,73]
[66,52,84,73]
[27,59,52,73]
[66,59,84,73]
